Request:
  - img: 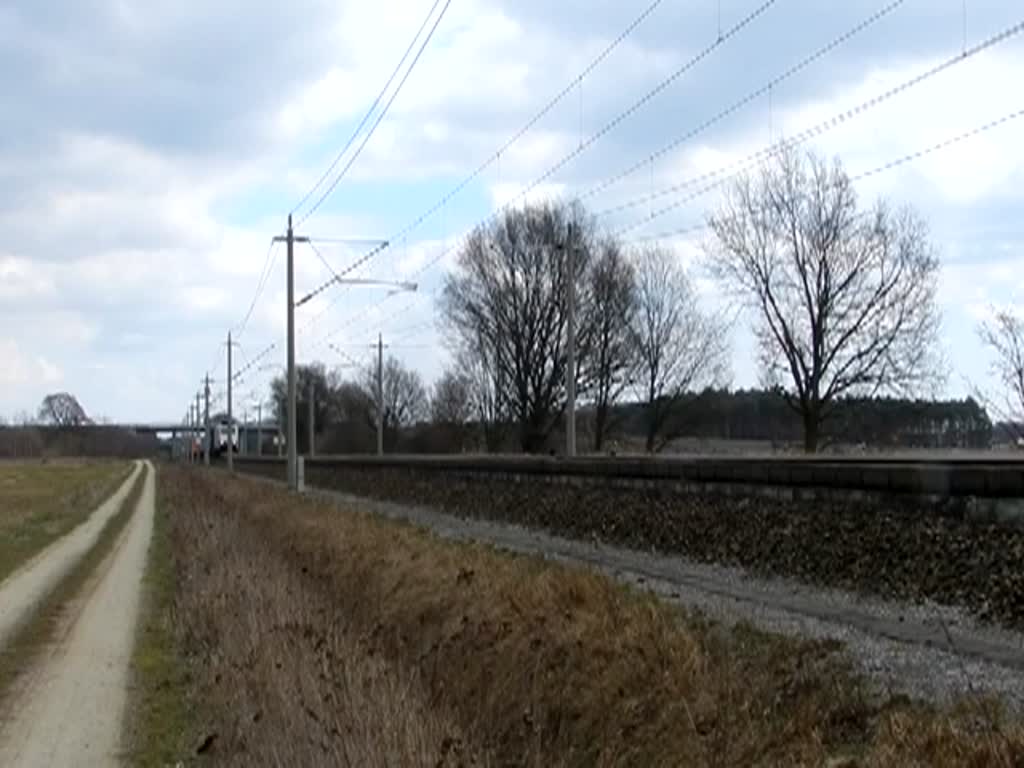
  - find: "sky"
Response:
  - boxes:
[1,0,1022,423]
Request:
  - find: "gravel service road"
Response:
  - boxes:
[308,486,1024,711]
[0,461,155,767]
[0,461,143,650]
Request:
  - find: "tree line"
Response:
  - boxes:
[267,147,1019,454]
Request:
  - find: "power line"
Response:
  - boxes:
[309,241,343,284]
[376,0,668,250]
[296,241,392,313]
[386,0,775,288]
[291,0,445,218]
[851,108,1024,183]
[235,239,278,339]
[297,0,453,226]
[577,0,907,208]
[606,17,1024,235]
[337,12,1020,334]
[232,342,278,384]
[291,0,693,314]
[468,0,779,238]
[246,96,1017,381]
[311,295,422,354]
[627,107,1024,245]
[300,5,1016,352]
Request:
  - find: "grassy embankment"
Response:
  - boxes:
[0,459,133,583]
[141,466,1024,767]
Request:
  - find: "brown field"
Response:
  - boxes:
[144,466,1024,767]
[0,460,132,583]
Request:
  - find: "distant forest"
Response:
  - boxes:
[609,389,997,451]
[303,385,1007,455]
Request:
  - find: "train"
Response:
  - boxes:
[185,418,239,460]
[210,418,240,457]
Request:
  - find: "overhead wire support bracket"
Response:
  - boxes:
[296,277,416,309]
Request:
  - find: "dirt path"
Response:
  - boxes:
[0,461,143,650]
[0,460,156,767]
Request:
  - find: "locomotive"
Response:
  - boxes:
[210,418,240,457]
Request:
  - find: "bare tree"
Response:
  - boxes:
[581,240,637,451]
[361,356,428,449]
[14,410,36,427]
[430,369,473,426]
[631,247,729,453]
[979,309,1024,440]
[707,148,942,453]
[270,364,331,450]
[457,342,509,452]
[37,392,91,426]
[429,369,474,452]
[441,201,594,452]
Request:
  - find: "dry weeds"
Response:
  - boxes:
[159,467,1024,767]
[159,467,488,767]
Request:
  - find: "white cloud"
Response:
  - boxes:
[2,0,1023,418]
[0,338,63,389]
[0,255,56,301]
[490,181,568,209]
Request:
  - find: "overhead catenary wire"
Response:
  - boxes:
[626,106,1024,244]
[607,16,1024,236]
[297,8,1021,366]
[292,0,710,313]
[281,0,904,346]
[296,240,392,313]
[310,295,423,354]
[577,0,907,208]
[221,6,1022,408]
[297,0,453,226]
[450,0,780,245]
[376,0,669,249]
[335,11,1023,337]
[310,241,344,284]
[234,239,278,340]
[231,341,279,384]
[291,0,445,218]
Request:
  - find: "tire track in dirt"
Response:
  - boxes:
[0,461,156,767]
[0,461,143,651]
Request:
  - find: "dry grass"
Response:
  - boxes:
[0,459,132,583]
[158,467,489,767]
[158,467,1024,767]
[125,466,193,767]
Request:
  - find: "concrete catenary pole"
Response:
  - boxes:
[308,380,316,458]
[203,374,211,466]
[195,391,202,464]
[377,334,384,456]
[256,402,263,457]
[286,216,297,488]
[227,330,234,472]
[565,222,577,457]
